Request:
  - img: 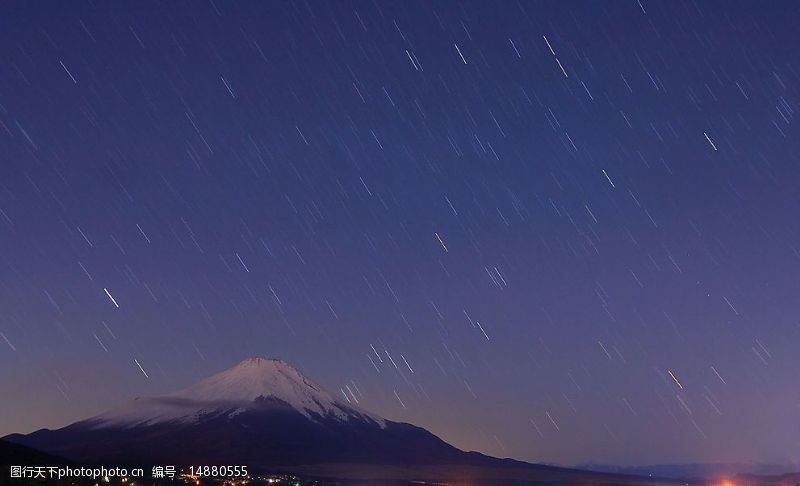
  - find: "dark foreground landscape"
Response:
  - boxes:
[0,359,675,485]
[4,442,800,486]
[3,359,799,486]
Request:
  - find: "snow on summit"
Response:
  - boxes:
[91,357,384,428]
[178,357,332,404]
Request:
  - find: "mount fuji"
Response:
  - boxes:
[4,357,677,484]
[90,357,385,430]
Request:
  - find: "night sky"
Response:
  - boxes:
[2,0,800,468]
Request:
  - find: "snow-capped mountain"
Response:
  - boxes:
[6,356,471,469]
[4,358,668,484]
[92,357,383,428]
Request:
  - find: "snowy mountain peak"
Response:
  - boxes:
[91,357,384,429]
[225,357,312,388]
[236,356,291,369]
[176,356,328,404]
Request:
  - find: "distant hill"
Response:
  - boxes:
[582,462,799,480]
[0,439,69,466]
[0,439,73,485]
